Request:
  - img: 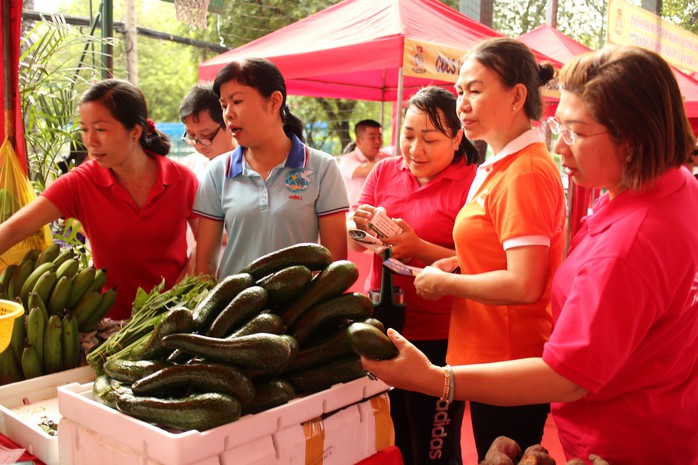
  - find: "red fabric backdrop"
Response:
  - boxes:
[0,0,27,173]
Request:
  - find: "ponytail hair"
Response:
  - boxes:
[79,79,170,156]
[281,104,305,143]
[213,58,305,143]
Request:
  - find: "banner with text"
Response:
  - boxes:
[402,38,467,82]
[607,0,698,74]
[402,38,560,99]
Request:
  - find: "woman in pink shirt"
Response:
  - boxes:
[364,45,698,464]
[350,86,479,465]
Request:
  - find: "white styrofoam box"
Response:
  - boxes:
[0,365,96,465]
[57,375,390,465]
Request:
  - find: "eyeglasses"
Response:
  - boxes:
[181,126,222,147]
[546,117,608,145]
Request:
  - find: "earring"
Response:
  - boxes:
[512,106,516,111]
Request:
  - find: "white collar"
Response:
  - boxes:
[479,128,544,168]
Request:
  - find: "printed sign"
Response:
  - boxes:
[607,0,698,74]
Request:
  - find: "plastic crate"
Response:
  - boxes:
[58,376,392,465]
[0,366,95,465]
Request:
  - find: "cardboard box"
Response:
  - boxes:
[0,366,95,465]
[58,376,391,465]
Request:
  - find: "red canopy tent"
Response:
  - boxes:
[199,0,561,138]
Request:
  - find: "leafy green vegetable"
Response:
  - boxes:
[87,274,215,373]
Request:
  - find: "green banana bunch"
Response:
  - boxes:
[87,268,108,294]
[61,313,80,370]
[9,310,25,367]
[19,248,40,264]
[27,306,46,369]
[7,257,35,301]
[33,270,58,306]
[21,346,43,380]
[0,264,17,291]
[20,261,57,305]
[28,291,48,321]
[67,267,96,309]
[34,244,61,269]
[43,314,63,375]
[56,258,79,280]
[0,348,22,385]
[51,248,75,268]
[73,291,103,332]
[47,276,72,316]
[81,287,117,332]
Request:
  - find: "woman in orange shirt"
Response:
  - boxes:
[413,38,566,460]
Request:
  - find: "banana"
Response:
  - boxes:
[61,313,80,370]
[27,306,46,368]
[28,291,49,321]
[21,346,43,380]
[9,310,26,367]
[73,291,103,331]
[51,248,75,268]
[0,347,23,385]
[87,268,108,294]
[34,244,61,268]
[32,270,58,306]
[47,275,72,316]
[7,258,35,301]
[55,258,79,280]
[20,262,57,306]
[67,267,96,309]
[0,264,17,290]
[43,314,63,374]
[19,248,39,264]
[81,287,117,331]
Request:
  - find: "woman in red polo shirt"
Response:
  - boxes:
[0,79,199,320]
[349,86,480,465]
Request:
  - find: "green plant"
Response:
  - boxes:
[18,15,116,261]
[19,15,115,192]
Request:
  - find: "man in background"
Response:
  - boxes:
[339,119,393,207]
[179,84,237,179]
[178,85,237,258]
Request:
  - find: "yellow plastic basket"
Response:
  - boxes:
[0,300,24,352]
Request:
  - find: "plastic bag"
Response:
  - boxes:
[0,138,52,269]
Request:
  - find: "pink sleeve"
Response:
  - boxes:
[354,160,381,211]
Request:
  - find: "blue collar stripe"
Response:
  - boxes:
[227,133,306,179]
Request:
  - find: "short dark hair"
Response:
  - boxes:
[179,85,225,128]
[404,86,480,165]
[560,45,695,191]
[354,119,381,138]
[465,38,555,121]
[79,79,170,156]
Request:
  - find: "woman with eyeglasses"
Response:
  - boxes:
[363,45,698,464]
[194,58,348,279]
[0,79,199,320]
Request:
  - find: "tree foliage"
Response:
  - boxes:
[26,0,698,153]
